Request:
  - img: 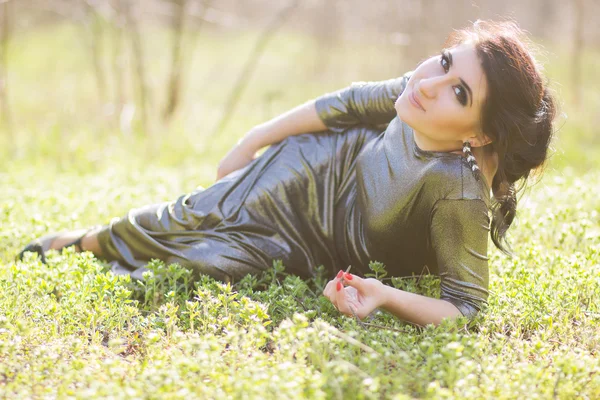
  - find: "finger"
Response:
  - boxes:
[334,281,353,316]
[324,280,340,309]
[325,270,344,297]
[326,278,344,310]
[331,279,343,310]
[341,273,364,291]
[323,280,335,298]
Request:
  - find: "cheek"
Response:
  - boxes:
[398,101,459,137]
[429,110,475,140]
[394,92,412,122]
[427,112,460,136]
[395,89,468,138]
[428,97,460,126]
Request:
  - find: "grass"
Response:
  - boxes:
[0,22,599,398]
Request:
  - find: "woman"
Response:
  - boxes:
[19,20,556,326]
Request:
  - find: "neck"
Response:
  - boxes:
[413,129,497,191]
[413,129,463,154]
[472,146,498,191]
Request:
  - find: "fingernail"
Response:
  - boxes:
[336,281,342,291]
[336,270,344,279]
[344,273,353,280]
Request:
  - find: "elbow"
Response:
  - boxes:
[440,298,482,323]
[427,300,465,326]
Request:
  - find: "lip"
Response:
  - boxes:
[409,90,426,112]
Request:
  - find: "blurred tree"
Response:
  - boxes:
[123,0,150,135]
[572,0,584,106]
[81,0,107,105]
[311,0,339,77]
[162,0,213,122]
[163,0,187,121]
[0,0,11,137]
[0,0,597,149]
[110,0,127,133]
[212,0,299,138]
[535,0,555,38]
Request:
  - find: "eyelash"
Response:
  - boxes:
[439,52,468,106]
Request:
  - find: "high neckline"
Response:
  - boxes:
[405,121,463,159]
[404,121,492,195]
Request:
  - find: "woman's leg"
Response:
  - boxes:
[46,227,105,256]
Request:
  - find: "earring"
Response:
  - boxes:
[462,141,481,181]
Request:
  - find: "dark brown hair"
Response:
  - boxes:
[445,19,557,256]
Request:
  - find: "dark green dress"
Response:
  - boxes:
[97,71,491,319]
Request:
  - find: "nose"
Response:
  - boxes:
[417,75,447,99]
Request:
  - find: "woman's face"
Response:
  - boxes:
[395,41,489,151]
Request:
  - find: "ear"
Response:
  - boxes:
[467,133,492,148]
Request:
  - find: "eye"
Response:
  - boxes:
[440,53,449,72]
[440,50,468,107]
[453,86,467,106]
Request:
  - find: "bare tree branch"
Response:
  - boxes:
[163,0,187,121]
[123,0,149,134]
[162,0,214,121]
[111,0,127,132]
[211,0,300,137]
[112,3,125,105]
[81,0,107,104]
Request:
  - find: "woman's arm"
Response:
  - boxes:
[238,73,411,152]
[236,99,328,152]
[333,199,489,325]
[217,74,411,180]
[379,284,463,326]
[324,272,463,327]
[216,100,327,180]
[429,199,490,319]
[326,195,491,325]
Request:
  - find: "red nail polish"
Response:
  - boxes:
[336,270,344,279]
[336,281,342,291]
[344,273,353,280]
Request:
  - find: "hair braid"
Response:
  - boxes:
[462,141,482,182]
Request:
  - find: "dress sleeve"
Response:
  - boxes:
[429,198,490,320]
[314,72,411,133]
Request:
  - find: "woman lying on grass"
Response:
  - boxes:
[19,19,556,327]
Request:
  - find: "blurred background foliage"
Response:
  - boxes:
[0,0,598,180]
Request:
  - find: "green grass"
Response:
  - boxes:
[0,23,599,398]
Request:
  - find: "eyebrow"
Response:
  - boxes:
[446,50,473,107]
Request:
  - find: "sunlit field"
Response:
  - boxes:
[0,23,599,398]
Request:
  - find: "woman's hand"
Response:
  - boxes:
[216,141,260,181]
[322,270,387,320]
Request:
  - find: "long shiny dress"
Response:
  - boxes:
[96,71,491,319]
